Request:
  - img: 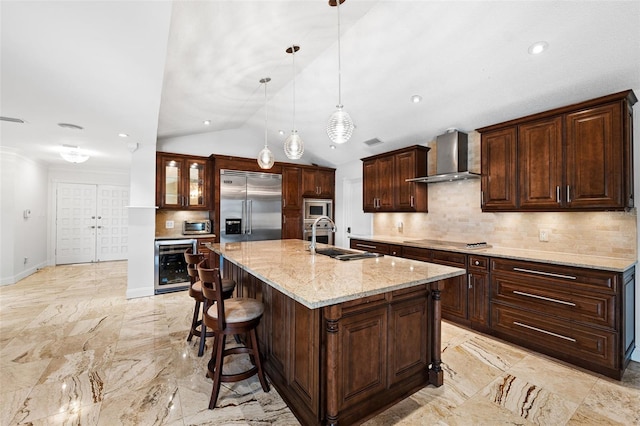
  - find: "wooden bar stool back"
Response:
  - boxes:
[197,259,270,409]
[184,248,236,356]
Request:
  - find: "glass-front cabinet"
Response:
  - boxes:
[157,153,210,209]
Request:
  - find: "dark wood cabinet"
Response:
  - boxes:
[282,166,302,210]
[518,116,563,209]
[467,255,490,330]
[490,257,634,379]
[478,90,636,212]
[362,145,428,213]
[301,167,335,198]
[349,238,401,255]
[431,250,468,322]
[156,152,211,209]
[282,208,302,239]
[363,155,394,211]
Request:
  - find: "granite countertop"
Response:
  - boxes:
[207,239,465,309]
[349,235,636,272]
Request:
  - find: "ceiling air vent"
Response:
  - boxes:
[363,138,383,147]
[0,116,25,123]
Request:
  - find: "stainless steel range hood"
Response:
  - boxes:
[406,129,480,183]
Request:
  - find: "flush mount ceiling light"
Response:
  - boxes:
[60,144,89,163]
[257,77,275,169]
[327,0,354,145]
[528,41,549,55]
[284,45,304,160]
[57,122,84,130]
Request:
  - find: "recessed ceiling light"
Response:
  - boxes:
[58,122,83,130]
[203,120,211,126]
[279,130,285,136]
[528,41,549,55]
[330,144,336,150]
[411,95,422,103]
[118,133,129,138]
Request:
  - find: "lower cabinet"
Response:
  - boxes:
[490,257,634,379]
[347,238,635,379]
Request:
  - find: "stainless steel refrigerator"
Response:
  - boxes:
[219,169,282,243]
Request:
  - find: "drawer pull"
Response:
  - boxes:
[513,267,577,280]
[356,243,377,250]
[512,290,576,306]
[513,321,576,342]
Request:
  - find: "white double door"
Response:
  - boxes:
[56,183,129,265]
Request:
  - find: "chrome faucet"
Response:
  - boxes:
[308,215,337,255]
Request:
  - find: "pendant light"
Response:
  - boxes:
[327,0,354,144]
[284,45,304,160]
[257,77,275,169]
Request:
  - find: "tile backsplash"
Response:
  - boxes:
[155,210,210,238]
[373,131,637,259]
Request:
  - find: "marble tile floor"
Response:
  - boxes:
[1,261,638,425]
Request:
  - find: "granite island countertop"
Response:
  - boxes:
[207,239,466,309]
[349,235,636,272]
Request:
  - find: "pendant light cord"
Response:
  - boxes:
[291,45,297,132]
[264,80,268,148]
[337,0,342,106]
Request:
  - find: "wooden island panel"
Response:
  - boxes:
[226,259,445,426]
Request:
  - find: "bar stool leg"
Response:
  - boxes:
[187,300,201,342]
[250,329,270,393]
[208,333,226,409]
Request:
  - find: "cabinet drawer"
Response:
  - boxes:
[432,250,466,268]
[196,238,215,253]
[492,276,616,329]
[491,303,617,370]
[468,255,489,272]
[350,239,389,255]
[491,258,617,293]
[401,246,431,262]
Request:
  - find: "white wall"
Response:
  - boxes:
[0,148,48,285]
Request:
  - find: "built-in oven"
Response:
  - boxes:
[303,219,334,245]
[154,239,197,294]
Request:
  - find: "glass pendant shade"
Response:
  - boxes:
[257,145,274,169]
[284,131,304,159]
[257,77,274,169]
[327,105,354,144]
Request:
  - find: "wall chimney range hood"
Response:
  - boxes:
[406,129,480,183]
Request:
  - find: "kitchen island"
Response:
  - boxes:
[207,239,466,425]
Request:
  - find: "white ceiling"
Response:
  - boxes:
[2,1,639,171]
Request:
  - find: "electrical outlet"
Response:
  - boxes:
[539,229,549,242]
[166,220,174,229]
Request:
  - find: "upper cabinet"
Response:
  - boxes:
[362,145,429,213]
[478,90,636,212]
[301,166,335,198]
[156,152,211,209]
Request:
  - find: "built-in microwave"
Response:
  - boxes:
[183,219,211,235]
[303,198,333,220]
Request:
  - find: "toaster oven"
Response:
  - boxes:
[183,219,211,235]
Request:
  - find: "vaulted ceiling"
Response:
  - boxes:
[2,1,639,170]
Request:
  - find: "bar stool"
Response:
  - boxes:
[197,259,270,409]
[185,248,236,357]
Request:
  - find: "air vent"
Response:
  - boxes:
[0,116,25,123]
[364,138,383,147]
[58,123,84,130]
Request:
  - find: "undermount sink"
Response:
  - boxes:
[315,247,384,261]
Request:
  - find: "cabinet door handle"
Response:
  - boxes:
[512,290,576,306]
[283,198,286,208]
[468,273,472,288]
[513,267,577,280]
[474,260,480,266]
[410,196,415,207]
[283,215,286,224]
[481,191,484,206]
[556,186,561,203]
[566,185,571,203]
[356,243,377,250]
[513,321,576,342]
